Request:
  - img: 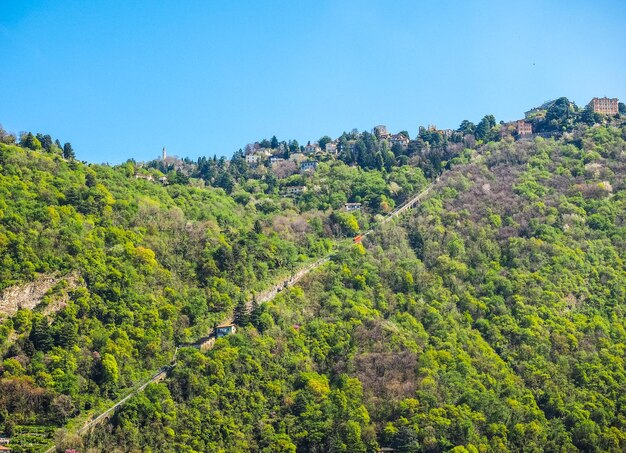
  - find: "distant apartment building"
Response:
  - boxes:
[516,120,533,136]
[589,97,619,115]
[373,125,390,139]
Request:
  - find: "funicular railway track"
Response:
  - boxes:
[42,180,437,452]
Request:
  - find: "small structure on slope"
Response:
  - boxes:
[215,323,237,338]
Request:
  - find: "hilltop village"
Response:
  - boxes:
[135,97,623,204]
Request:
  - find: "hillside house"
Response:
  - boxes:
[304,143,322,154]
[215,323,237,338]
[270,156,285,164]
[325,142,338,154]
[373,125,390,139]
[589,97,619,115]
[283,185,307,196]
[300,161,318,172]
[344,202,362,211]
[516,120,533,135]
[135,174,155,182]
[389,134,409,149]
[0,437,9,445]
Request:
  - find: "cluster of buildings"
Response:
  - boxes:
[515,97,620,137]
[133,147,180,184]
[245,125,413,178]
[135,96,621,189]
[134,173,169,184]
[245,143,327,173]
[242,95,621,180]
[373,125,411,148]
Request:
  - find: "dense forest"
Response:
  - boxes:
[1,99,626,452]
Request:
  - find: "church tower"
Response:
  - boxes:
[162,146,167,160]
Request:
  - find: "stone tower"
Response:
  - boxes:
[162,146,167,160]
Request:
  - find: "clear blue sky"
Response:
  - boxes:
[1,0,625,164]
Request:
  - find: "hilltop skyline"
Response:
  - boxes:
[1,0,625,163]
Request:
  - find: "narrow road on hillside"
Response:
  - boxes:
[42,182,435,452]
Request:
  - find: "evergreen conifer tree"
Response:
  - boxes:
[233,297,249,326]
[63,142,75,160]
[250,294,262,329]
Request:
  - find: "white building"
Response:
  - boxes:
[304,143,321,154]
[390,134,409,149]
[300,161,318,172]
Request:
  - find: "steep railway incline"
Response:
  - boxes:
[43,181,437,452]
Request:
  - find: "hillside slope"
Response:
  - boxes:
[78,126,626,452]
[1,112,626,451]
[0,143,344,450]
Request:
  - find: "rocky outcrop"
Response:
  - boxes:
[0,273,80,318]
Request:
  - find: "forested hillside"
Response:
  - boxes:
[1,102,626,452]
[0,145,328,450]
[82,125,626,452]
[0,134,426,451]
